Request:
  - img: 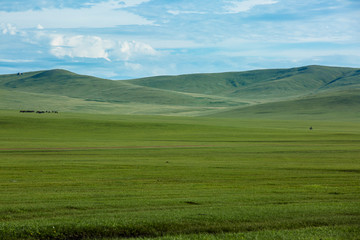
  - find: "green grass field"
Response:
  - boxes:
[0,110,359,239]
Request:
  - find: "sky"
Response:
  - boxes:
[0,0,359,79]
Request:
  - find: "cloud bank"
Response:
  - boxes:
[0,0,153,29]
[49,34,158,62]
[1,23,17,35]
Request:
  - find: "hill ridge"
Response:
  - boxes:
[127,65,360,99]
[0,65,359,117]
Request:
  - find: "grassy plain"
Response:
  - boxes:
[0,110,359,239]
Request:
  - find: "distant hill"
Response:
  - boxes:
[0,69,239,107]
[208,90,360,120]
[0,65,359,117]
[127,65,360,100]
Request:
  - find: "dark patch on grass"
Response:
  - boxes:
[184,201,200,205]
[280,168,360,174]
[337,169,360,174]
[273,202,292,205]
[64,206,88,210]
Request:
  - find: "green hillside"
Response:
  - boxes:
[210,89,360,120]
[0,65,359,117]
[128,65,360,100]
[0,88,232,116]
[0,69,242,108]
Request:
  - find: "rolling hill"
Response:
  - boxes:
[208,89,360,120]
[0,69,241,107]
[127,65,360,100]
[0,65,359,118]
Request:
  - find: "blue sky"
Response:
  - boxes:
[0,0,359,79]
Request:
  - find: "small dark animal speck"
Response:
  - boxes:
[184,201,200,205]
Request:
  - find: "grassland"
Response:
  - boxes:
[210,89,360,120]
[0,65,359,239]
[1,65,359,116]
[0,110,359,239]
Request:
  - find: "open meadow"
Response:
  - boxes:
[0,110,359,239]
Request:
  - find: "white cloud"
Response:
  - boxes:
[224,0,278,13]
[50,35,112,61]
[117,0,151,8]
[1,23,17,35]
[167,10,207,15]
[49,34,158,62]
[0,58,34,63]
[113,41,158,61]
[125,62,143,71]
[0,0,153,29]
[36,24,44,30]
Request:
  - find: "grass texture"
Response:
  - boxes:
[0,110,359,239]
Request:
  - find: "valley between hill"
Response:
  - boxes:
[0,65,359,118]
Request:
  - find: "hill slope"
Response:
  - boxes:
[127,65,360,100]
[208,89,360,120]
[0,69,242,107]
[0,65,359,117]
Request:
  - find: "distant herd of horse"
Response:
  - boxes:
[19,110,58,114]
